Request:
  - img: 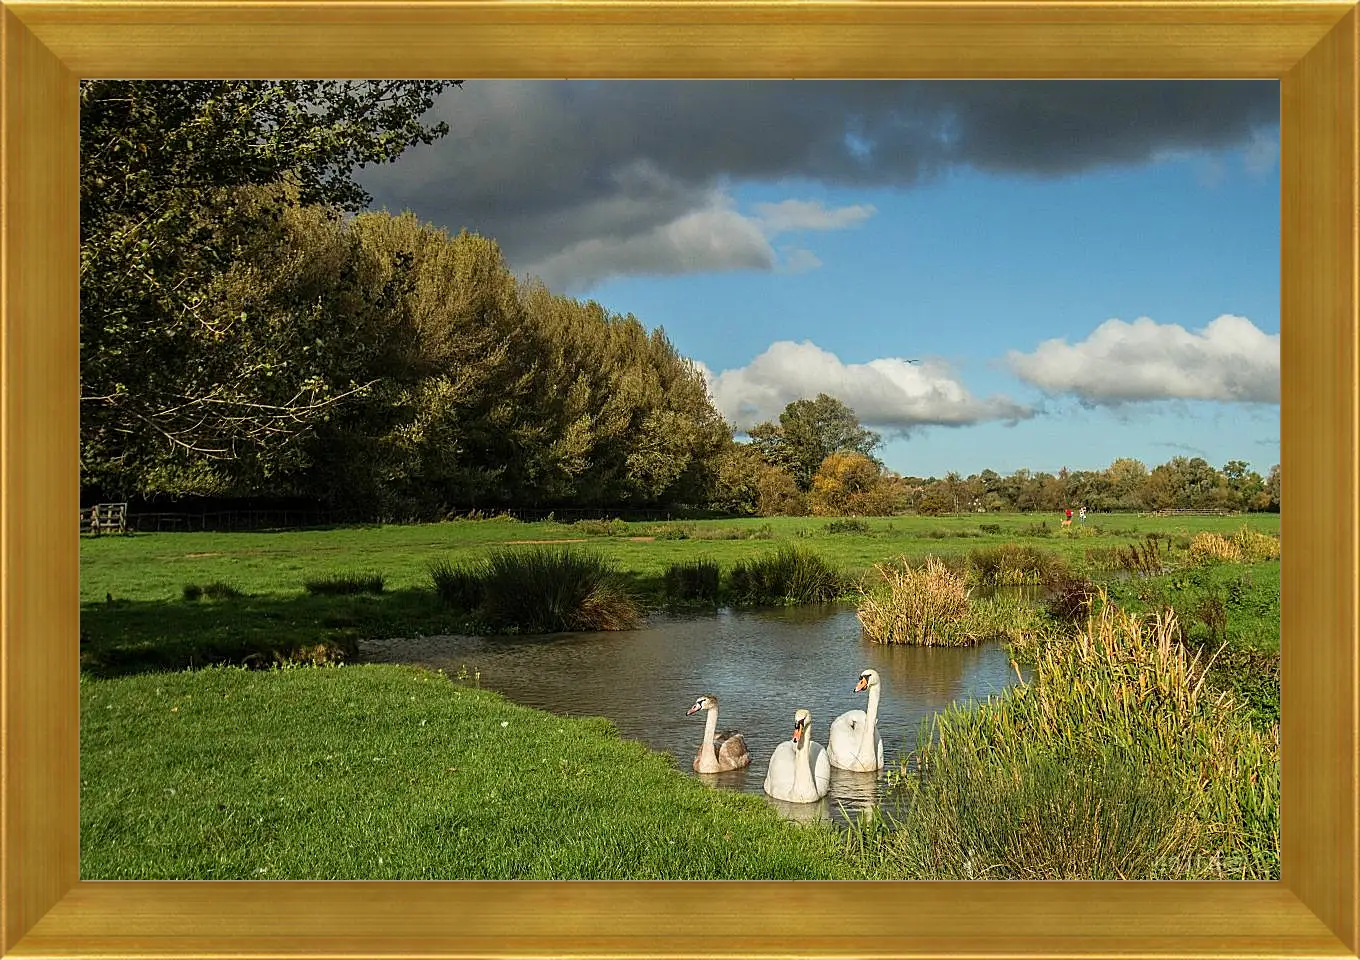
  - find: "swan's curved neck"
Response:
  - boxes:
[702,706,719,747]
[863,683,881,736]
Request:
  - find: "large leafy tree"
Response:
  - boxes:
[79,80,459,495]
[749,393,881,490]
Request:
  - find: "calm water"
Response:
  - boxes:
[361,604,1025,824]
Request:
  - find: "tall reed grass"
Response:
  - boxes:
[967,543,1066,586]
[663,559,721,606]
[303,572,385,596]
[1189,531,1242,565]
[727,546,844,605]
[887,596,1279,879]
[429,559,487,610]
[457,548,641,633]
[1232,526,1282,562]
[857,556,975,646]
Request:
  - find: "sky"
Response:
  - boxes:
[357,81,1280,480]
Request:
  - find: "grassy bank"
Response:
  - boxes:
[81,663,863,879]
[78,512,1280,879]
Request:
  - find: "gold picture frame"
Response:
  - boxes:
[2,2,1356,957]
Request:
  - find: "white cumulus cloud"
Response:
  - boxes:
[1005,314,1279,404]
[694,340,1033,432]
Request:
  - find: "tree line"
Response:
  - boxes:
[79,81,1280,520]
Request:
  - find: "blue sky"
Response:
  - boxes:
[360,81,1280,479]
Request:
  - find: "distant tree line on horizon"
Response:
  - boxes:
[78,80,1281,522]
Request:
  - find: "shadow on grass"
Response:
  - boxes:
[82,570,674,680]
[80,588,474,679]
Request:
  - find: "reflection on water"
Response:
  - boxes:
[362,604,1026,825]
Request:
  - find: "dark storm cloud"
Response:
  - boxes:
[358,81,1277,289]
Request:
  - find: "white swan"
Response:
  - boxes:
[763,708,831,803]
[686,694,751,773]
[827,668,885,771]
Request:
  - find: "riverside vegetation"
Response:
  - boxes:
[80,512,1280,879]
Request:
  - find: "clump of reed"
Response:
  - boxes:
[1083,546,1124,572]
[1119,536,1167,576]
[1232,526,1281,562]
[823,517,871,534]
[857,556,977,647]
[1020,521,1053,538]
[477,547,641,633]
[181,581,243,602]
[967,543,1066,586]
[662,559,721,606]
[877,746,1192,879]
[303,571,385,596]
[887,598,1279,879]
[1188,531,1242,565]
[978,523,1002,535]
[429,558,487,610]
[966,592,1050,648]
[429,548,641,632]
[727,546,844,605]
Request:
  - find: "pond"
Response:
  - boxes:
[361,604,1027,825]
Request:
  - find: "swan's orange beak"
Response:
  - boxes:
[855,677,869,693]
[792,722,803,744]
[686,703,700,716]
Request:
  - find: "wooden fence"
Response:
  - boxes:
[80,502,128,535]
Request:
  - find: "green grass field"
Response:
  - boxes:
[80,663,862,879]
[81,512,1280,604]
[79,511,1281,879]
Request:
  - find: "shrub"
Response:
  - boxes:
[824,517,871,534]
[429,559,487,610]
[1021,521,1053,538]
[182,584,203,602]
[967,544,1066,586]
[479,548,641,633]
[727,546,844,606]
[1232,526,1281,562]
[201,582,243,601]
[663,560,721,606]
[1189,532,1241,565]
[857,556,977,646]
[978,523,1001,535]
[303,572,385,596]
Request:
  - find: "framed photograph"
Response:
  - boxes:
[3,2,1356,958]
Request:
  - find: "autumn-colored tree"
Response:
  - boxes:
[809,451,901,516]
